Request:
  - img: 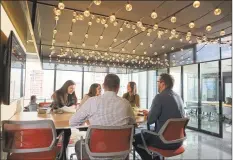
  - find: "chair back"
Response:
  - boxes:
[2,120,57,153]
[158,118,189,144]
[85,125,134,159]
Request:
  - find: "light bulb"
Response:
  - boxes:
[69,31,73,36]
[171,29,176,35]
[95,44,98,48]
[171,16,177,23]
[120,27,123,32]
[180,38,183,42]
[147,32,151,36]
[154,52,157,55]
[134,29,138,34]
[132,25,136,30]
[193,1,200,8]
[186,36,191,41]
[189,40,192,44]
[109,14,116,22]
[181,48,184,51]
[101,18,106,24]
[171,47,174,50]
[54,9,61,16]
[85,34,88,38]
[100,35,103,39]
[125,2,132,11]
[82,43,86,47]
[67,41,70,45]
[153,24,158,30]
[150,44,153,47]
[52,39,56,43]
[206,25,212,31]
[55,16,59,21]
[104,24,108,28]
[122,48,125,51]
[91,15,95,19]
[189,22,195,28]
[88,21,92,26]
[58,2,65,10]
[72,18,76,23]
[137,21,143,28]
[141,27,146,32]
[220,30,225,36]
[53,29,57,34]
[144,51,147,55]
[113,38,117,42]
[84,9,90,17]
[151,11,158,19]
[140,42,144,46]
[132,50,136,53]
[148,29,152,33]
[126,23,131,28]
[94,0,101,5]
[162,45,165,49]
[128,40,131,44]
[79,15,84,21]
[96,17,101,23]
[109,47,112,51]
[113,21,118,26]
[214,8,221,15]
[187,31,192,37]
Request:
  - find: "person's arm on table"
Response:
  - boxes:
[69,99,92,127]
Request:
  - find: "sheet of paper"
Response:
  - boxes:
[61,106,76,113]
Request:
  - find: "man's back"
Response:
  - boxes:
[148,89,185,132]
[70,91,135,127]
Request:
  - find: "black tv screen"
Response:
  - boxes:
[3,31,26,105]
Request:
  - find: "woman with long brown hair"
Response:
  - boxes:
[79,83,101,107]
[123,81,140,108]
[51,80,77,160]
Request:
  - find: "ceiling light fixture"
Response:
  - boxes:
[82,43,86,47]
[101,18,106,24]
[125,2,132,11]
[151,10,158,19]
[53,29,57,34]
[55,16,59,21]
[187,31,192,37]
[193,1,200,8]
[120,27,123,32]
[93,0,101,5]
[104,24,108,28]
[88,21,92,26]
[72,18,76,23]
[137,21,143,28]
[58,2,65,10]
[150,43,153,47]
[140,42,144,46]
[206,25,212,31]
[180,38,183,42]
[96,17,101,23]
[84,9,90,17]
[214,8,221,15]
[100,35,103,39]
[132,25,136,30]
[109,14,116,22]
[69,31,73,36]
[134,29,138,34]
[189,21,195,28]
[113,38,117,42]
[171,16,177,23]
[220,30,225,36]
[153,24,158,30]
[85,34,88,38]
[113,21,118,26]
[162,45,165,49]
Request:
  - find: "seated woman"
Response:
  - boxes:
[51,80,77,160]
[79,83,101,107]
[24,95,38,112]
[123,82,140,108]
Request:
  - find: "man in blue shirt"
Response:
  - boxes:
[133,73,185,160]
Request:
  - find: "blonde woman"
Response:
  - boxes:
[123,82,140,108]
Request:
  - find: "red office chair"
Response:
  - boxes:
[80,125,134,160]
[2,120,63,160]
[138,118,189,160]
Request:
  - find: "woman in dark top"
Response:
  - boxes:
[51,80,77,160]
[123,81,140,108]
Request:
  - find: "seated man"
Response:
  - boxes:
[133,73,185,160]
[70,74,136,159]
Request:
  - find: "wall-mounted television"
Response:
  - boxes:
[2,31,26,105]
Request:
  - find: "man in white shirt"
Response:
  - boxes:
[70,74,136,159]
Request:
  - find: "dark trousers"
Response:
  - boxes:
[133,133,182,160]
[56,129,71,160]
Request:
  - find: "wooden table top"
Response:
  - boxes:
[10,112,147,129]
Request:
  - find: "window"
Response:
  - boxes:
[83,72,107,97]
[116,74,131,97]
[183,64,198,128]
[196,43,220,62]
[221,36,232,59]
[56,70,83,102]
[132,71,147,109]
[170,48,194,66]
[148,71,157,108]
[170,67,181,95]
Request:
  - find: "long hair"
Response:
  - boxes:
[129,81,137,95]
[53,80,77,106]
[87,83,100,97]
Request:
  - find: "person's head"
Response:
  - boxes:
[87,83,101,97]
[157,73,174,93]
[30,95,36,103]
[103,74,120,93]
[60,80,76,95]
[127,81,137,95]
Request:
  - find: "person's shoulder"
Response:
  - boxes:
[117,96,131,105]
[135,94,140,98]
[122,93,128,97]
